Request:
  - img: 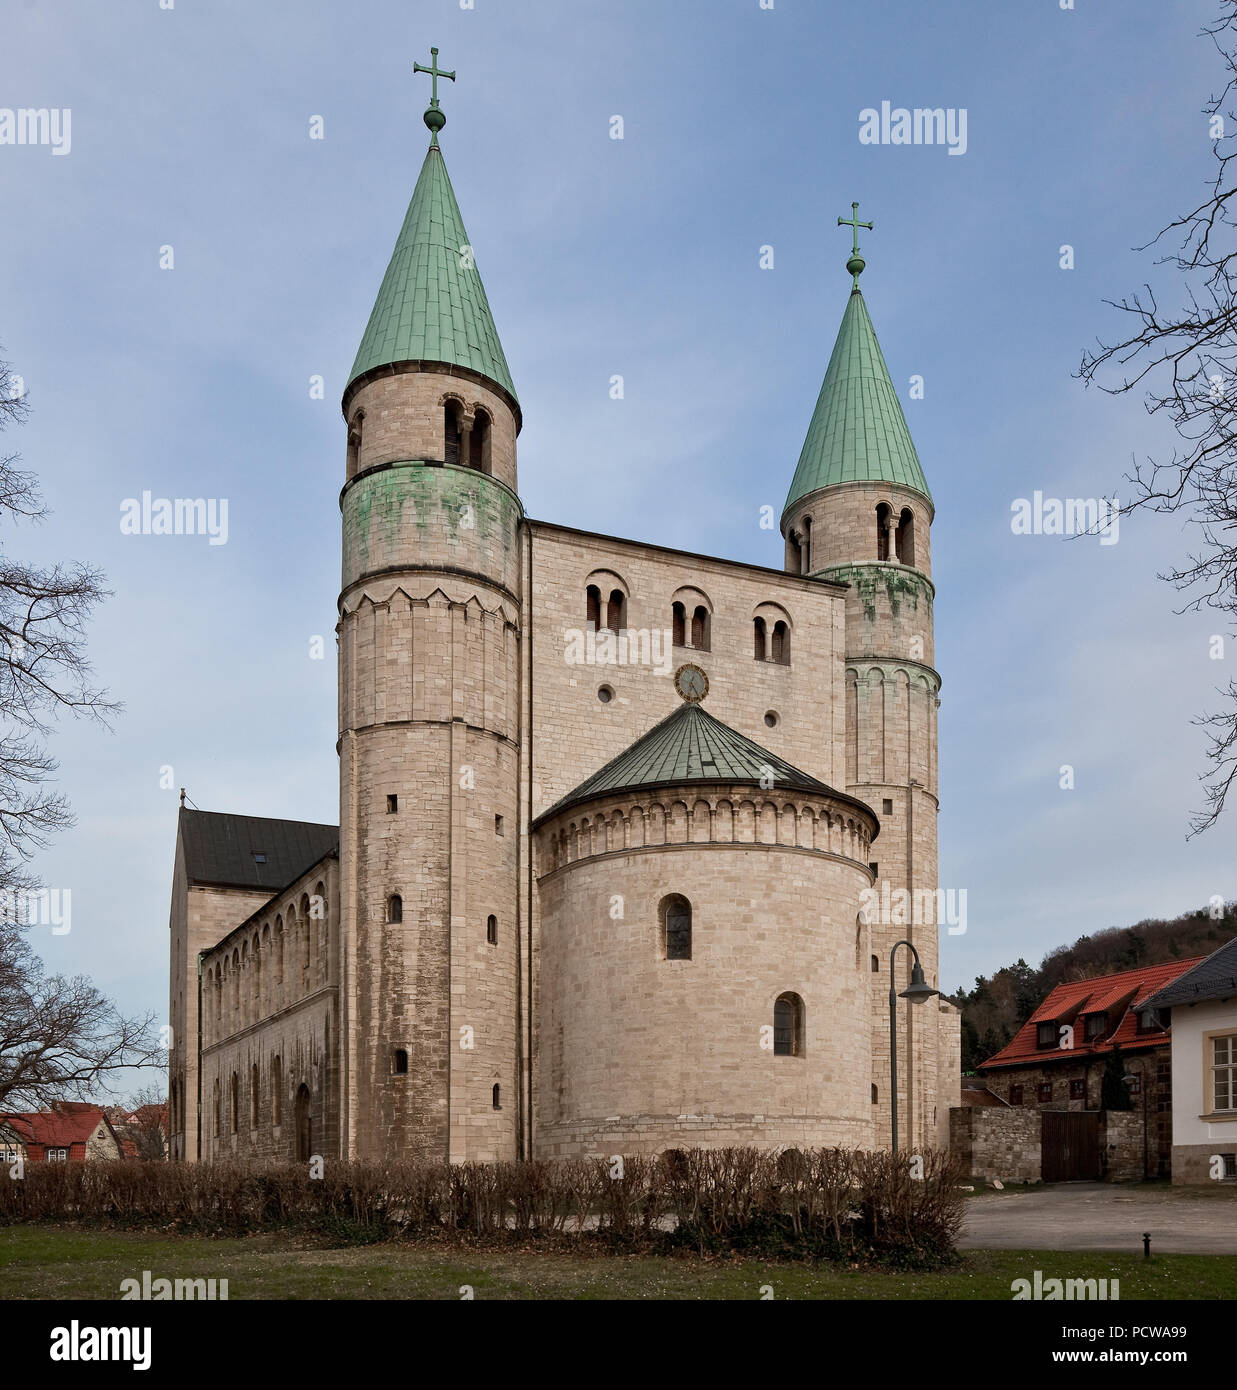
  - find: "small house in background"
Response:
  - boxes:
[1143,937,1237,1184]
[107,1103,169,1160]
[0,1102,122,1163]
[976,957,1205,1179]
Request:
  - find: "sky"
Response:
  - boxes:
[1,0,1234,1074]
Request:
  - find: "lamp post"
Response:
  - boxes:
[1122,1061,1150,1181]
[889,939,941,1153]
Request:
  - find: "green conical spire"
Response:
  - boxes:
[347,140,517,401]
[783,266,929,514]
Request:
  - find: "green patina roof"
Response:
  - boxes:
[347,142,517,401]
[783,287,930,514]
[534,702,839,825]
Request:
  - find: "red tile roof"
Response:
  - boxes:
[979,957,1205,1070]
[0,1102,116,1159]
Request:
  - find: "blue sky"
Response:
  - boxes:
[1,0,1232,1053]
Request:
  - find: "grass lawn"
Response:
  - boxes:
[1,1225,1233,1299]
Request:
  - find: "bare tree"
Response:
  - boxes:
[0,351,148,1111]
[1080,3,1237,834]
[0,352,117,888]
[0,921,161,1112]
[120,1082,169,1160]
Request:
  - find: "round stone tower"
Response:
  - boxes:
[337,97,522,1162]
[532,702,877,1157]
[780,225,943,1152]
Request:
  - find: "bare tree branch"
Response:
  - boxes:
[1079,3,1237,833]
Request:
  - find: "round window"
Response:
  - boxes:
[598,685,614,704]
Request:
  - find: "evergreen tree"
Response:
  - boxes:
[1101,1043,1134,1111]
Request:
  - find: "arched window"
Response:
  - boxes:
[444,400,462,467]
[691,606,709,651]
[586,584,601,631]
[672,601,686,647]
[492,1083,501,1110]
[753,616,767,661]
[896,508,915,566]
[346,410,364,479]
[871,953,880,973]
[773,993,804,1057]
[229,1072,238,1133]
[876,502,892,561]
[387,894,402,924]
[213,1078,221,1138]
[777,1147,804,1181]
[469,409,491,474]
[801,516,812,574]
[872,1084,879,1104]
[661,1147,689,1180]
[661,894,692,960]
[771,620,790,665]
[393,1048,408,1075]
[486,914,498,945]
[250,1062,259,1128]
[272,1057,282,1126]
[295,1084,312,1162]
[606,589,625,632]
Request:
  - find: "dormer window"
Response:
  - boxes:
[1036,1021,1057,1049]
[1085,1012,1108,1039]
[1137,1008,1161,1034]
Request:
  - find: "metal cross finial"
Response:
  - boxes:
[838,201,873,256]
[414,46,456,110]
[838,201,873,286]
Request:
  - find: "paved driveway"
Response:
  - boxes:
[959,1184,1237,1255]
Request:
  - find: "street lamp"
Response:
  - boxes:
[889,939,940,1153]
[1122,1061,1150,1181]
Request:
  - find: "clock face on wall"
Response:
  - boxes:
[674,663,709,704]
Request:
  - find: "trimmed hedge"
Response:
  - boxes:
[0,1147,964,1267]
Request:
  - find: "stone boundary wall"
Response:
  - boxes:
[1101,1111,1145,1183]
[950,1106,1042,1182]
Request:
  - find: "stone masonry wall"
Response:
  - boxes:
[950,1106,1043,1182]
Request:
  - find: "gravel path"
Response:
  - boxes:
[959,1183,1237,1255]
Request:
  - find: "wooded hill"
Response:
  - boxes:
[950,903,1237,1072]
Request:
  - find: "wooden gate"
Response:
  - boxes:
[1041,1110,1100,1182]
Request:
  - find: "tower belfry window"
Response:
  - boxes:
[606,589,626,632]
[691,606,709,650]
[896,508,915,566]
[346,411,364,479]
[753,616,767,661]
[469,409,491,474]
[876,503,892,561]
[586,585,601,631]
[444,401,462,467]
[672,602,686,647]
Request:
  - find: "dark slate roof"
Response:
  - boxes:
[534,702,866,825]
[178,809,338,892]
[1144,936,1237,1010]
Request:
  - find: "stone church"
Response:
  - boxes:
[166,76,960,1164]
